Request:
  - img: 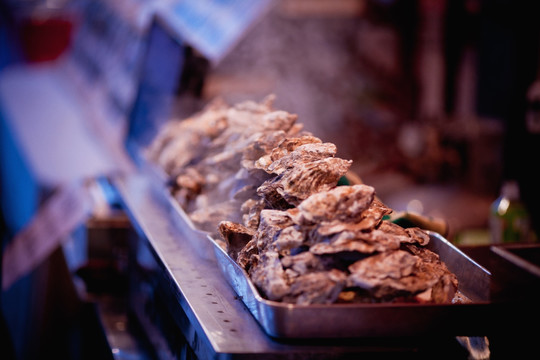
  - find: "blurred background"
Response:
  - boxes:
[199,0,540,244]
[2,0,540,358]
[193,0,540,244]
[2,0,539,242]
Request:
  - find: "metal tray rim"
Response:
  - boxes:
[208,231,495,338]
[208,233,490,310]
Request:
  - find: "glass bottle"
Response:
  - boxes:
[490,180,532,243]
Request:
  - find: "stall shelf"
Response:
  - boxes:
[113,173,473,359]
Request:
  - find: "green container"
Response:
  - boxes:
[490,180,533,243]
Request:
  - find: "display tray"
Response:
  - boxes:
[489,243,540,302]
[208,232,494,339]
[130,148,496,339]
[134,149,216,260]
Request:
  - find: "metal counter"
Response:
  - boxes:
[113,173,473,359]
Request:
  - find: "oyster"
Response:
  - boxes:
[148,95,458,305]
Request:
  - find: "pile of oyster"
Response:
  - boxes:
[147,96,458,305]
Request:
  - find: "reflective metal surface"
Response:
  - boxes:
[114,173,510,358]
[210,231,494,339]
[116,174,472,359]
[115,174,273,357]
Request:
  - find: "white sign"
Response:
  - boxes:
[159,0,274,64]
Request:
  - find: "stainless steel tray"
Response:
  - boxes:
[208,232,494,339]
[167,192,214,260]
[135,150,216,261]
[130,146,496,338]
